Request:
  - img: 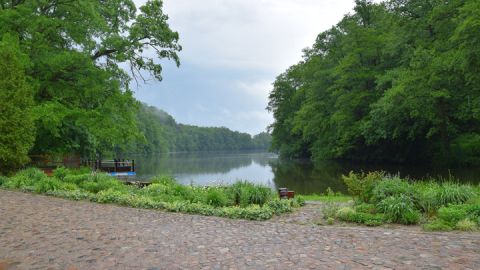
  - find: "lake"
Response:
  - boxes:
[133,151,480,195]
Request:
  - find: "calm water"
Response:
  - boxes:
[133,151,480,195]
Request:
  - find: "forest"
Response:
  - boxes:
[135,103,271,154]
[0,0,269,173]
[268,0,480,166]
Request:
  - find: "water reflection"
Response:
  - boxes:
[134,152,480,195]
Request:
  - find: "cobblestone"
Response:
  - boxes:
[0,190,479,269]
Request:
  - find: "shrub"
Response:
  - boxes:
[336,207,356,220]
[377,195,420,225]
[336,207,385,226]
[228,181,273,206]
[355,203,376,214]
[342,171,384,202]
[34,178,64,193]
[423,219,453,231]
[437,182,475,206]
[326,217,334,225]
[53,166,70,180]
[0,175,7,186]
[80,173,126,193]
[412,181,442,215]
[5,168,47,188]
[206,188,229,207]
[266,199,292,215]
[371,177,415,203]
[63,174,91,185]
[292,195,306,207]
[322,202,342,219]
[437,205,469,225]
[455,219,477,231]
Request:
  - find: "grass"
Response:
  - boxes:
[328,171,480,231]
[0,167,305,221]
[300,194,352,202]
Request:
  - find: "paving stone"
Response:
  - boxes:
[0,190,479,269]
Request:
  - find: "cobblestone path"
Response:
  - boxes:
[1,190,479,269]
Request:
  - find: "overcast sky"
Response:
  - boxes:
[133,0,357,135]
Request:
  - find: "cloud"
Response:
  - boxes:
[132,0,356,134]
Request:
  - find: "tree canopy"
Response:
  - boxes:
[268,0,480,165]
[0,0,181,169]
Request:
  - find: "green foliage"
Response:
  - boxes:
[437,205,469,225]
[321,202,342,219]
[336,207,385,226]
[0,34,35,173]
[355,203,376,214]
[34,178,64,193]
[53,167,70,181]
[1,168,297,221]
[228,181,274,207]
[134,103,272,154]
[455,219,477,232]
[377,195,420,225]
[437,182,475,206]
[206,189,229,207]
[412,181,442,215]
[342,171,384,202]
[266,199,293,215]
[423,220,453,232]
[0,0,182,158]
[4,168,47,189]
[268,0,480,165]
[371,177,415,203]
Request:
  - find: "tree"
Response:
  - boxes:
[0,35,35,173]
[268,0,480,165]
[0,0,182,157]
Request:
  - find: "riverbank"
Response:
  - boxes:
[1,190,479,269]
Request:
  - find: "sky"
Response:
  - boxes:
[133,0,357,135]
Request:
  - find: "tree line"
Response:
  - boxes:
[134,104,271,154]
[0,1,270,173]
[268,0,480,166]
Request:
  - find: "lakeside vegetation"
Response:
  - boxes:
[0,168,304,221]
[321,172,480,231]
[268,0,480,165]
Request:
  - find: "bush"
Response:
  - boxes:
[4,168,47,189]
[206,188,229,207]
[79,173,126,193]
[437,205,469,225]
[266,199,292,215]
[377,195,420,225]
[336,207,385,226]
[292,195,306,207]
[63,174,91,185]
[412,181,442,215]
[0,175,7,186]
[233,182,273,207]
[322,202,342,219]
[336,207,356,220]
[53,166,70,180]
[371,177,415,203]
[455,219,477,231]
[342,171,384,202]
[437,182,475,206]
[355,203,376,214]
[34,178,64,193]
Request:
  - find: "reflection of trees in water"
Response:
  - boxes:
[269,160,348,194]
[134,152,274,178]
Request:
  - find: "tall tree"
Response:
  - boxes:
[0,0,181,157]
[0,35,35,173]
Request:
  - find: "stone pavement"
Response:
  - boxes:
[0,190,479,269]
